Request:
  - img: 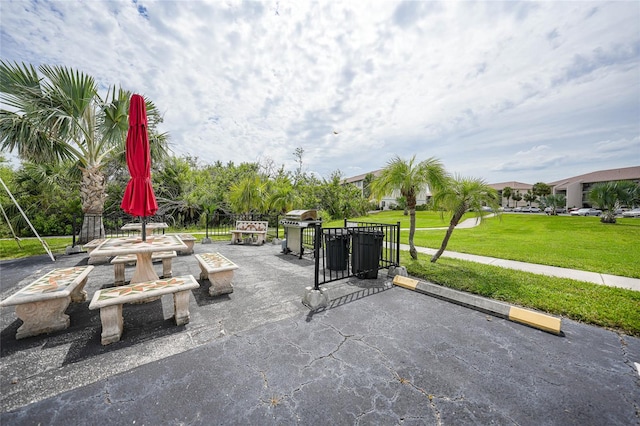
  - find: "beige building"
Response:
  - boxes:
[549,166,640,209]
[343,170,433,209]
[346,166,640,210]
[488,182,534,207]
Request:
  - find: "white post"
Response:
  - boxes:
[0,177,55,261]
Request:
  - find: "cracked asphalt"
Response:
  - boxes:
[1,241,639,425]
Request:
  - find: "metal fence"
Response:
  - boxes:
[70,213,400,290]
[202,212,282,240]
[71,211,283,246]
[71,212,168,245]
[312,220,401,289]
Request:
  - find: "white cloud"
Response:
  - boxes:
[0,0,638,184]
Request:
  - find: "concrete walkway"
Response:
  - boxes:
[401,244,640,292]
[399,213,640,292]
[400,213,498,231]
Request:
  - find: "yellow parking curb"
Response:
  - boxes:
[392,275,562,335]
[392,275,418,290]
[509,306,562,335]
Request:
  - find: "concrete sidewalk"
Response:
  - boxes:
[401,244,640,292]
[1,242,639,424]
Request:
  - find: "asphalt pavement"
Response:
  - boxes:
[1,241,639,425]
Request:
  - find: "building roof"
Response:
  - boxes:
[344,166,640,190]
[549,166,640,189]
[488,181,533,191]
[343,169,382,184]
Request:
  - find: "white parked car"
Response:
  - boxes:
[622,208,640,218]
[530,207,541,213]
[544,207,567,214]
[570,208,602,216]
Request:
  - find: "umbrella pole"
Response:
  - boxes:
[142,218,147,241]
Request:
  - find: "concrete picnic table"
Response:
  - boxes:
[89,235,187,284]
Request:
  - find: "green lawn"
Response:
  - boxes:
[0,233,228,260]
[329,211,640,278]
[0,237,72,259]
[323,210,480,228]
[401,252,640,336]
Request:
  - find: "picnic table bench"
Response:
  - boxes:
[195,252,238,296]
[83,238,105,253]
[88,275,199,345]
[111,250,177,285]
[0,266,94,339]
[83,238,110,264]
[176,233,196,254]
[230,220,268,245]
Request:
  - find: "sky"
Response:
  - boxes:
[1,0,639,184]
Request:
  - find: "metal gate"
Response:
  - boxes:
[312,220,401,290]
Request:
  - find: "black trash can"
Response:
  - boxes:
[351,228,384,279]
[324,229,350,271]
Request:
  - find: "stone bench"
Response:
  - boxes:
[110,251,177,285]
[0,266,94,339]
[195,252,239,296]
[177,233,196,255]
[84,238,110,264]
[88,275,200,345]
[230,220,268,245]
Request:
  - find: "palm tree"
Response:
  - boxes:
[0,61,169,243]
[430,176,500,263]
[362,172,375,199]
[267,176,300,215]
[588,180,640,224]
[228,174,267,215]
[512,191,522,207]
[541,194,566,215]
[370,155,447,259]
[523,190,537,206]
[502,186,512,207]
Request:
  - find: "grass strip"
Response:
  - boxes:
[0,237,72,259]
[0,234,232,260]
[401,251,640,337]
[407,215,640,278]
[332,211,640,278]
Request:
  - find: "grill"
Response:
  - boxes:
[280,209,321,256]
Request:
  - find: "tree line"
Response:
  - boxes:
[0,62,373,243]
[2,62,636,264]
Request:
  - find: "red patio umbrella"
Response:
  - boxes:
[120,94,158,241]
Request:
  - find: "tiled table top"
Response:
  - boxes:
[90,235,187,257]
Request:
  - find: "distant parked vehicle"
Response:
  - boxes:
[501,206,513,212]
[570,208,602,216]
[521,206,532,213]
[513,207,522,212]
[530,207,541,213]
[622,208,640,218]
[544,207,567,214]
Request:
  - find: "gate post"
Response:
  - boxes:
[396,221,401,265]
[202,212,212,244]
[302,222,328,310]
[314,222,321,290]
